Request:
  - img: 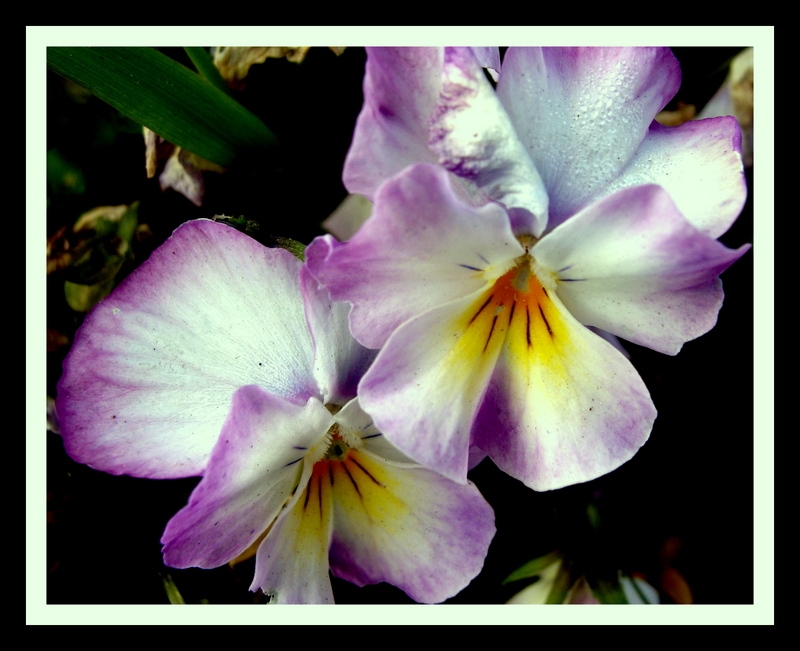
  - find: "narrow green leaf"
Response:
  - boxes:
[544,561,574,604]
[162,574,186,605]
[47,47,277,170]
[503,550,562,584]
[184,47,231,95]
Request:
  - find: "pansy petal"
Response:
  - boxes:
[468,445,489,470]
[251,461,335,604]
[605,117,747,238]
[343,47,444,200]
[470,46,501,81]
[56,220,318,478]
[430,46,549,236]
[327,449,495,603]
[532,185,750,355]
[358,289,505,483]
[337,397,418,467]
[507,558,562,604]
[588,327,630,359]
[161,385,333,569]
[472,288,656,491]
[497,47,680,227]
[309,163,522,349]
[300,266,376,405]
[321,193,373,241]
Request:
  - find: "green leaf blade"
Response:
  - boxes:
[47,47,277,170]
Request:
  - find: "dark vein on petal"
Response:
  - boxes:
[507,300,516,327]
[343,463,362,498]
[362,433,382,440]
[484,315,498,353]
[469,295,493,325]
[539,304,553,336]
[526,306,532,347]
[284,457,302,467]
[350,457,383,487]
[459,263,482,272]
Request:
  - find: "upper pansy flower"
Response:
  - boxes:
[343,47,747,239]
[309,47,749,491]
[56,219,495,604]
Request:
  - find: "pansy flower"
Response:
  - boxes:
[308,47,749,490]
[56,219,495,603]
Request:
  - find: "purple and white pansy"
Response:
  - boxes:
[308,47,749,490]
[53,47,750,605]
[56,219,495,604]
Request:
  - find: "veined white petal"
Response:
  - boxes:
[252,459,336,604]
[337,397,418,467]
[358,286,508,484]
[57,220,318,479]
[328,448,495,603]
[605,117,747,238]
[161,386,334,570]
[472,281,656,490]
[497,47,680,228]
[532,185,749,355]
[431,47,549,236]
[300,266,376,405]
[309,164,522,349]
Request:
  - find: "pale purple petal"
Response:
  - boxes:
[251,463,335,604]
[605,117,747,238]
[300,265,376,405]
[532,185,750,355]
[331,397,417,467]
[587,327,630,359]
[430,47,549,236]
[472,289,656,491]
[161,386,333,569]
[358,289,502,484]
[309,163,522,349]
[321,193,373,241]
[328,450,495,603]
[468,445,489,470]
[497,47,681,228]
[56,220,318,479]
[470,47,501,81]
[342,47,444,200]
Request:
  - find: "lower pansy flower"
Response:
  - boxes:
[56,219,495,604]
[308,163,749,491]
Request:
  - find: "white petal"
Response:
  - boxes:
[532,185,749,354]
[57,220,318,478]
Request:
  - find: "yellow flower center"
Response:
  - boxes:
[461,252,566,366]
